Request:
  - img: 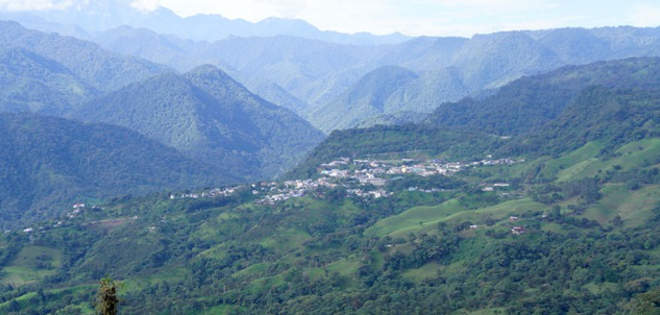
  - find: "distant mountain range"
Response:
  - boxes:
[0,20,167,93]
[37,22,660,133]
[0,0,409,45]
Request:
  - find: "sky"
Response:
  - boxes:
[2,0,660,37]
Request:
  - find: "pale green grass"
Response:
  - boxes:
[365,199,466,237]
[543,141,605,180]
[580,184,660,227]
[558,138,660,182]
[233,263,269,278]
[260,228,312,253]
[367,198,546,238]
[402,261,442,282]
[0,246,63,286]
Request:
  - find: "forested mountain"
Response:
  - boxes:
[0,1,409,45]
[311,66,472,131]
[0,48,96,115]
[73,65,325,180]
[0,20,167,92]
[310,66,419,133]
[426,57,660,136]
[0,113,227,230]
[5,57,660,315]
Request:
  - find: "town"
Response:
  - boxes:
[19,156,521,235]
[171,156,520,205]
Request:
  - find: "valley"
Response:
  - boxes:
[0,2,659,314]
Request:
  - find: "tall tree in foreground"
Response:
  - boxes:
[96,278,120,315]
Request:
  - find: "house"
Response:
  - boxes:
[23,228,33,233]
[482,186,494,192]
[511,226,525,235]
[509,216,519,222]
[470,225,479,229]
[494,183,510,188]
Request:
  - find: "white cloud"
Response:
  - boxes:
[130,0,161,11]
[0,0,75,11]
[629,3,660,27]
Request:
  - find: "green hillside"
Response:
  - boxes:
[427,57,660,136]
[0,113,227,229]
[0,20,167,92]
[310,66,419,133]
[0,48,97,115]
[73,65,325,180]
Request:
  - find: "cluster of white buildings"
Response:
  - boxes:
[346,189,392,199]
[167,156,519,206]
[256,179,338,204]
[170,186,245,200]
[322,157,520,182]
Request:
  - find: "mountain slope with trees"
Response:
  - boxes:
[73,65,325,180]
[0,20,167,92]
[0,113,227,229]
[426,57,660,136]
[0,48,97,115]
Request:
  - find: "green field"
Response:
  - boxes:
[1,246,63,286]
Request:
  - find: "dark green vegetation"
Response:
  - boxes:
[73,65,325,180]
[4,57,660,315]
[426,57,660,137]
[0,113,225,230]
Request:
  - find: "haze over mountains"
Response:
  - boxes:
[0,0,409,45]
[55,20,660,132]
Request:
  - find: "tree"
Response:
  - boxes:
[96,278,120,315]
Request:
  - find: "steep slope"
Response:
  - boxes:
[534,27,612,64]
[383,67,469,114]
[451,31,563,90]
[310,66,419,133]
[0,48,97,115]
[0,20,167,92]
[74,65,325,180]
[0,112,227,229]
[426,57,660,136]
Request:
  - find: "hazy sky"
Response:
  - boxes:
[3,0,660,37]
